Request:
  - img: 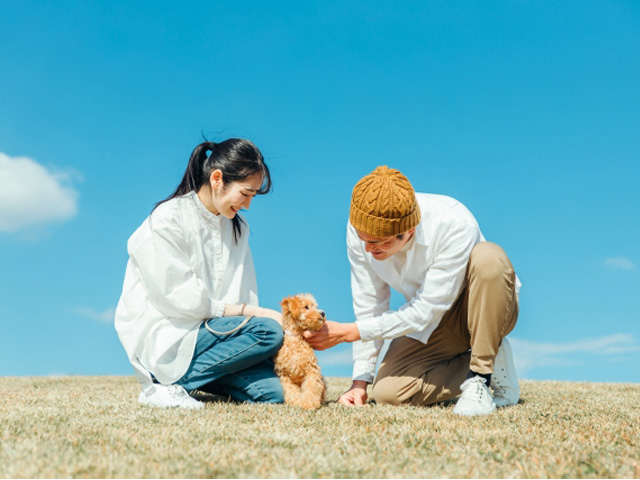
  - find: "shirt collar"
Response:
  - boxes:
[413,220,428,246]
[188,191,221,225]
[400,232,415,252]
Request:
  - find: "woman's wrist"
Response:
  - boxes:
[243,304,261,318]
[224,304,282,325]
[224,303,249,317]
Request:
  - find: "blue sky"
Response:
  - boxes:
[1,1,639,383]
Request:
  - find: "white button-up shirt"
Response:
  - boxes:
[348,193,520,382]
[115,192,258,387]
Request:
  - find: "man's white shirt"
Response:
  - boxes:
[348,193,521,383]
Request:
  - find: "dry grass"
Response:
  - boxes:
[0,376,638,478]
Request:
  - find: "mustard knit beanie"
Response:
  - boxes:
[350,166,421,237]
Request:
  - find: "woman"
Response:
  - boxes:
[115,139,284,409]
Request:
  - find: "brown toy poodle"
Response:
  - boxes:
[274,293,327,409]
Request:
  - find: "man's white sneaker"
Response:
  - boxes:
[453,376,496,416]
[492,337,520,408]
[138,384,205,410]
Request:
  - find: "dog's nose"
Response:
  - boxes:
[320,311,325,318]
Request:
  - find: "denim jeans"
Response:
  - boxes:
[175,316,284,403]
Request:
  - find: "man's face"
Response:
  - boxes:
[356,228,415,261]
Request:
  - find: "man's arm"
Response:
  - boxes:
[346,223,391,386]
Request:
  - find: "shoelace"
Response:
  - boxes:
[461,377,489,401]
[166,385,189,399]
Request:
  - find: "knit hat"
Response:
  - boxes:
[350,166,421,237]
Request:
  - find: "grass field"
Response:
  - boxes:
[0,376,638,478]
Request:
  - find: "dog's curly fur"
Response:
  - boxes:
[274,293,327,409]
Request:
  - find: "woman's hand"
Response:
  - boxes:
[338,380,370,407]
[245,305,282,325]
[224,304,282,325]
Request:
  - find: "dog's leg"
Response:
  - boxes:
[279,375,307,407]
[297,366,326,410]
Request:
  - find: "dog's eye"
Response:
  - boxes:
[304,306,309,310]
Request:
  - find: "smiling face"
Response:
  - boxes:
[209,171,264,219]
[356,228,416,261]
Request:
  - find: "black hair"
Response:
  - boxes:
[155,138,272,242]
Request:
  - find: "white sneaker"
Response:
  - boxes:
[138,384,204,410]
[492,337,520,407]
[453,376,496,416]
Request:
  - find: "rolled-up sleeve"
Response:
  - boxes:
[130,226,226,321]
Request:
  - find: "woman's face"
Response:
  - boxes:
[211,171,263,219]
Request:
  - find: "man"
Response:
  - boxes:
[304,166,520,416]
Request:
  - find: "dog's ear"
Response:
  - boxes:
[280,296,291,315]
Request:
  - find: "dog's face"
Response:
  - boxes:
[281,293,326,332]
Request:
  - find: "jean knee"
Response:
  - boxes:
[258,377,285,404]
[235,371,284,404]
[251,317,284,355]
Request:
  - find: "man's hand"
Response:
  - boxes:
[338,380,370,407]
[303,321,360,351]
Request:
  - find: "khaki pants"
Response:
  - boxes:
[371,242,519,406]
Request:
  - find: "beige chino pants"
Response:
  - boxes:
[371,242,519,406]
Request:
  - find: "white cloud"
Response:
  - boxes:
[510,334,640,377]
[73,307,116,324]
[0,152,80,233]
[604,256,636,271]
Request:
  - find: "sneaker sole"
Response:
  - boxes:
[453,405,496,416]
[138,395,204,410]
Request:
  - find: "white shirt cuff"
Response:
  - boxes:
[352,360,377,383]
[210,300,226,319]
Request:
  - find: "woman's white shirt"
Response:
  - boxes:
[114,192,258,387]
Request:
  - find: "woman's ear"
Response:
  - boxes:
[209,169,224,189]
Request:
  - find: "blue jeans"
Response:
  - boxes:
[175,316,284,403]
